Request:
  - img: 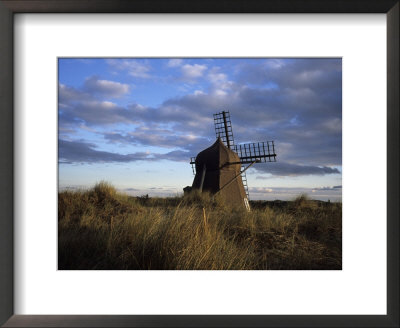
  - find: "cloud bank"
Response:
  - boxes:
[58,58,342,178]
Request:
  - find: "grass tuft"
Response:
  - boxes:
[58,183,341,270]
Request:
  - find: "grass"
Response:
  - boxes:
[58,183,342,270]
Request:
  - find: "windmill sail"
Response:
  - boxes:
[233,141,276,164]
[213,111,235,149]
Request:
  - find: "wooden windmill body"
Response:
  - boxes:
[191,137,247,207]
[188,111,277,210]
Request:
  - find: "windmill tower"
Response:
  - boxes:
[188,110,277,210]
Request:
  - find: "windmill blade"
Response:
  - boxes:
[190,157,196,175]
[240,168,250,199]
[213,111,235,149]
[233,141,277,164]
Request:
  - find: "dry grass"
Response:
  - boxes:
[58,183,341,270]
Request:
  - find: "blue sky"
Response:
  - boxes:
[58,58,342,201]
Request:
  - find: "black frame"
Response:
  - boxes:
[0,1,398,327]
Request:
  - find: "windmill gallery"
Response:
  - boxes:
[184,111,277,210]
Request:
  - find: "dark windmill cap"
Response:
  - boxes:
[195,137,240,171]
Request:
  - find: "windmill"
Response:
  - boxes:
[187,110,277,210]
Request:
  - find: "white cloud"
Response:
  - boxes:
[208,67,234,93]
[214,89,227,96]
[59,83,90,103]
[208,71,227,84]
[251,187,273,193]
[107,59,151,78]
[83,76,130,98]
[321,118,342,133]
[101,101,117,108]
[167,59,183,67]
[312,185,342,191]
[181,64,207,79]
[248,186,342,201]
[264,59,285,70]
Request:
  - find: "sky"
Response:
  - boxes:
[58,58,342,201]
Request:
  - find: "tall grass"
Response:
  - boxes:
[58,183,341,270]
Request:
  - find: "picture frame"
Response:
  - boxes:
[0,0,398,327]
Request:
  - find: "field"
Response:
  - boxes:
[58,182,342,270]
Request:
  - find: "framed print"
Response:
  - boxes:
[0,0,398,327]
